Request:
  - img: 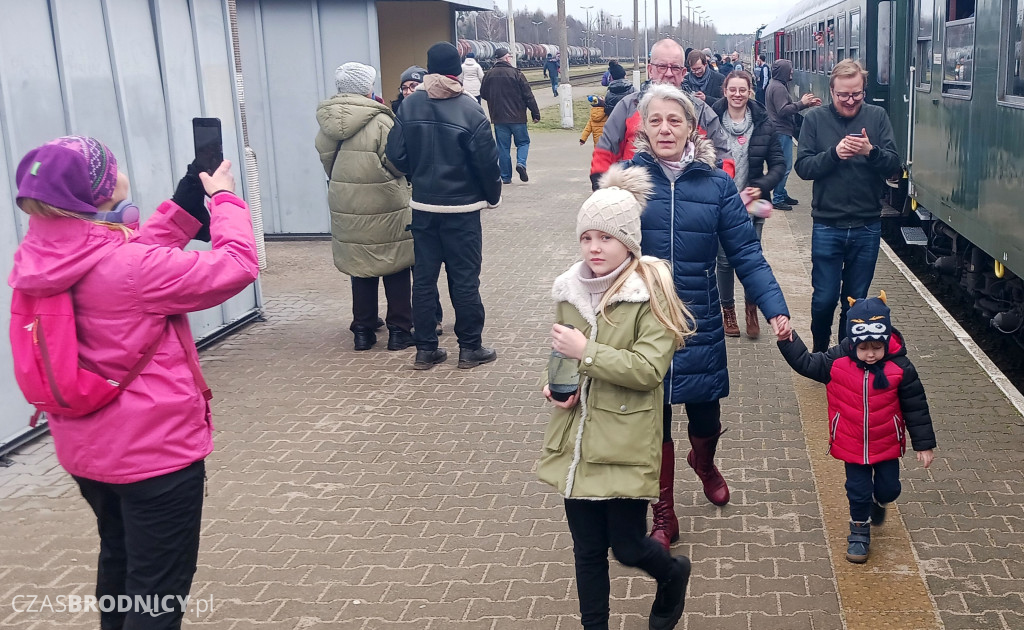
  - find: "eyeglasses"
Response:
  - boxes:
[400,84,418,94]
[725,87,750,95]
[651,63,686,73]
[833,91,865,101]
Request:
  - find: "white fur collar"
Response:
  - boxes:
[551,258,656,329]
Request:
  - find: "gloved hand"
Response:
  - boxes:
[172,161,211,242]
[590,172,603,192]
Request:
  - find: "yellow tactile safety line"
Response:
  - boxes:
[762,210,942,630]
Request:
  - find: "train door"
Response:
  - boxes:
[865,0,894,109]
[775,31,786,61]
[885,0,914,163]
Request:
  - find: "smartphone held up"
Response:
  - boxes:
[192,118,223,175]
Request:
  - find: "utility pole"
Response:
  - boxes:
[506,0,517,66]
[653,0,658,46]
[668,0,672,41]
[633,0,641,87]
[557,0,573,128]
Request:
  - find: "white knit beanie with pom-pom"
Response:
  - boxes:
[576,164,653,258]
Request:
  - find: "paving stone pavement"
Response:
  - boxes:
[0,129,1022,630]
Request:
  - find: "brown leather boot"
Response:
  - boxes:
[650,441,679,551]
[686,431,730,506]
[744,302,760,339]
[722,306,740,337]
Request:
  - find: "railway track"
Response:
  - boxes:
[525,70,606,89]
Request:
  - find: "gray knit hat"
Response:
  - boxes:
[335,62,376,95]
[576,165,653,258]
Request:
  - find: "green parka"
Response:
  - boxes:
[315,93,414,278]
[538,258,679,500]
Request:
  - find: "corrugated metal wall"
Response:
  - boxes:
[0,0,259,450]
[234,0,457,236]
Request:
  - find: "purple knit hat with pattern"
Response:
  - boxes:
[16,136,119,215]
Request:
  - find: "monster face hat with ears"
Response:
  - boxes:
[846,290,892,346]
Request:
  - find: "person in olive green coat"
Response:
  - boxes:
[537,165,694,630]
[316,62,414,352]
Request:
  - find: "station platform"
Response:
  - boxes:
[1,130,1023,630]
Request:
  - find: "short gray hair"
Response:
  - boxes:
[638,83,697,130]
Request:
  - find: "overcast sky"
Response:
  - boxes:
[510,0,792,36]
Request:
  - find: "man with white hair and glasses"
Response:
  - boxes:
[589,38,733,190]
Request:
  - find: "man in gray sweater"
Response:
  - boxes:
[765,59,821,210]
[794,59,901,352]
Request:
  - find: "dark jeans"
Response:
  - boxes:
[845,459,901,522]
[549,75,559,96]
[661,400,722,443]
[564,498,677,629]
[716,219,764,308]
[350,268,412,332]
[411,210,485,351]
[810,220,882,351]
[772,134,794,204]
[74,460,205,630]
[494,123,530,182]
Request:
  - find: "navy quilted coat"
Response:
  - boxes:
[629,146,789,403]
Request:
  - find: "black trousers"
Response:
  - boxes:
[350,267,412,332]
[410,209,485,351]
[661,400,722,443]
[845,459,901,522]
[74,460,205,630]
[564,498,677,629]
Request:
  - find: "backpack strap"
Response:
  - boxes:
[328,139,344,177]
[114,320,168,391]
[170,315,212,401]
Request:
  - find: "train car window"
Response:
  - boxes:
[918,0,935,87]
[816,20,826,73]
[878,1,892,85]
[828,17,837,71]
[838,13,847,61]
[943,16,975,96]
[850,11,862,61]
[998,0,1024,101]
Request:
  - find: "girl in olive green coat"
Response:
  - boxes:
[537,165,695,630]
[315,62,414,352]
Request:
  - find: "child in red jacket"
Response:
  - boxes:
[778,291,936,563]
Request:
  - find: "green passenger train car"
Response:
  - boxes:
[758,0,1024,344]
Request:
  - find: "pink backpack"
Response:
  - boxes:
[10,289,208,426]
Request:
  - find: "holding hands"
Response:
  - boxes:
[768,315,793,341]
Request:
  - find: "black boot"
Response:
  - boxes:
[413,348,447,370]
[649,556,691,630]
[352,328,376,351]
[387,326,414,351]
[458,346,497,369]
[870,500,888,526]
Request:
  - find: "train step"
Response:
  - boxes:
[881,202,901,218]
[901,226,928,246]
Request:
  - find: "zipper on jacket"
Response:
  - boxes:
[828,411,840,454]
[862,370,869,464]
[668,179,676,389]
[893,415,905,455]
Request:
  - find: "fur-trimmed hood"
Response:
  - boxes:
[552,258,660,328]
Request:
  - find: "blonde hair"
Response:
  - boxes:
[18,198,132,239]
[596,256,695,348]
[829,58,868,90]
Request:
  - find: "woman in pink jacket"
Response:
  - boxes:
[9,136,259,629]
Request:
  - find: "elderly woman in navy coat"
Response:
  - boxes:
[628,83,792,550]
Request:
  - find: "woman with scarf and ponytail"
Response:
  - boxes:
[626,83,791,551]
[778,292,936,564]
[711,70,785,339]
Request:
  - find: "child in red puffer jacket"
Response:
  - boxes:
[777,291,936,564]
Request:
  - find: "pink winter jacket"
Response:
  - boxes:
[8,192,259,484]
